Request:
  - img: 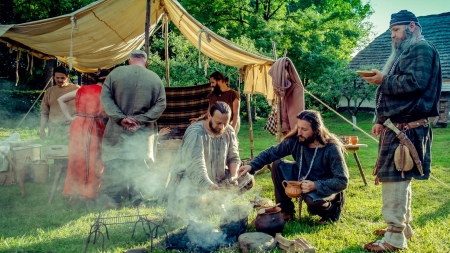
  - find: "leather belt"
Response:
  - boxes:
[392,118,429,130]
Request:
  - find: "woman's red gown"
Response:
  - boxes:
[63,85,105,199]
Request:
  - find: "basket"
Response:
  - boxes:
[32,160,49,183]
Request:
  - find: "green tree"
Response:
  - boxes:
[307,61,377,129]
[178,0,373,86]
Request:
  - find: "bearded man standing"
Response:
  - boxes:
[362,10,442,252]
[100,50,166,208]
[166,102,243,218]
[238,110,348,224]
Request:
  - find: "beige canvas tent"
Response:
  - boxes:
[0,0,275,100]
[1,0,292,157]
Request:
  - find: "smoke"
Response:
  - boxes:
[167,204,250,252]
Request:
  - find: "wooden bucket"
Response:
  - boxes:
[32,160,49,183]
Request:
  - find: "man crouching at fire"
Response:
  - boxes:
[238,110,348,224]
[165,101,253,218]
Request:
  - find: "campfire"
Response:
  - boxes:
[167,205,249,252]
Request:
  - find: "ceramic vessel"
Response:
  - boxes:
[282,180,302,198]
[254,206,285,236]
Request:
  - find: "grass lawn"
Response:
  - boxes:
[1,112,449,252]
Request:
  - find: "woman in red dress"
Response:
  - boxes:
[58,70,110,204]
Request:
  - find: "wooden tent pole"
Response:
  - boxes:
[246,94,254,159]
[144,0,151,56]
[164,18,170,87]
[272,42,281,143]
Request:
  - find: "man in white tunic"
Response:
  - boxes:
[166,102,241,217]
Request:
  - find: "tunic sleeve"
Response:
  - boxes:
[100,75,126,123]
[226,128,240,166]
[314,145,349,195]
[249,138,293,173]
[181,130,215,189]
[40,89,50,119]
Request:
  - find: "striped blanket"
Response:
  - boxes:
[157,83,211,139]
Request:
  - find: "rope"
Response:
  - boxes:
[430,175,450,189]
[30,55,34,75]
[69,15,76,70]
[12,77,53,133]
[15,50,21,86]
[301,86,379,143]
[198,28,211,69]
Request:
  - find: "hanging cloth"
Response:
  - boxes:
[268,57,304,133]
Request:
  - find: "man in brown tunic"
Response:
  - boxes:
[40,66,79,141]
[100,50,166,208]
[208,71,241,132]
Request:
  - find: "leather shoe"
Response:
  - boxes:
[364,240,402,252]
[374,228,413,240]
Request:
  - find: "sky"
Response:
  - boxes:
[364,0,450,38]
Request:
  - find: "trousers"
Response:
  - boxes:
[270,159,340,219]
[381,180,413,249]
[101,159,151,204]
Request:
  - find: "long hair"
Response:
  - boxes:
[382,25,422,75]
[284,110,345,152]
[210,71,229,87]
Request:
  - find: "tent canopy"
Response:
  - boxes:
[0,0,274,99]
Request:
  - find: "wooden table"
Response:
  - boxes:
[344,144,368,186]
[44,145,68,205]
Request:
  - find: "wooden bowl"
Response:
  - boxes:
[356,70,376,77]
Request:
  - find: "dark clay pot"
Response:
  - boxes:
[254,206,285,237]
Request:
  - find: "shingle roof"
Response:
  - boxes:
[349,12,450,81]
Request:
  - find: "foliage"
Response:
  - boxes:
[179,0,373,86]
[0,0,97,89]
[306,61,377,117]
[239,94,271,121]
[1,113,450,252]
[0,89,42,128]
[340,64,378,116]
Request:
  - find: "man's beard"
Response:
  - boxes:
[212,85,222,96]
[209,120,225,135]
[298,135,315,145]
[382,29,416,75]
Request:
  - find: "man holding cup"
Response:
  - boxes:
[238,110,349,224]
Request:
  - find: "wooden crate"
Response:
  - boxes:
[0,153,15,186]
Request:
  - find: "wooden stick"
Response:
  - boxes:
[271,41,282,143]
[164,18,170,87]
[246,94,254,159]
[144,0,151,56]
[298,196,303,221]
[5,155,26,197]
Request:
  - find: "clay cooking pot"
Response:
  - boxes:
[254,206,285,236]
